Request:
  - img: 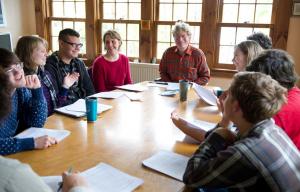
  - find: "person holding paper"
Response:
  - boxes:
[183,72,300,191]
[159,21,210,85]
[45,28,95,106]
[92,30,132,92]
[15,36,78,116]
[0,68,91,192]
[0,48,56,155]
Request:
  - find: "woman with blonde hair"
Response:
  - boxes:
[232,40,263,72]
[92,30,132,92]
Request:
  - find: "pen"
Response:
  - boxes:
[57,166,73,192]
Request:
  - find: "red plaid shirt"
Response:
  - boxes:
[159,45,210,85]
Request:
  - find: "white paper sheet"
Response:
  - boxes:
[182,118,216,132]
[89,91,125,99]
[193,83,218,106]
[124,92,142,101]
[55,99,112,117]
[15,127,70,142]
[42,163,143,192]
[142,150,189,181]
[166,83,180,91]
[115,84,148,92]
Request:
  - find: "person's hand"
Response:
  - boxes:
[62,171,88,192]
[25,75,41,89]
[34,135,57,149]
[216,90,228,114]
[63,72,80,89]
[214,127,236,145]
[171,110,187,129]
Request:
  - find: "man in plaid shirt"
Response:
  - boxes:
[159,21,210,85]
[184,72,300,191]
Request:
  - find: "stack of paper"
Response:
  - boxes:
[55,99,112,117]
[115,84,148,92]
[193,83,218,106]
[89,91,125,99]
[15,127,70,142]
[42,163,143,192]
[142,150,189,181]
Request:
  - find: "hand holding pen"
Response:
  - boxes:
[59,167,88,192]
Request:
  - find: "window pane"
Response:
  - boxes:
[190,26,200,44]
[52,36,59,52]
[223,0,239,2]
[257,0,273,3]
[159,4,173,21]
[236,27,253,44]
[102,23,114,38]
[127,24,139,41]
[80,37,86,53]
[115,23,127,40]
[174,4,187,21]
[220,27,236,45]
[75,2,85,18]
[219,46,234,64]
[129,3,141,20]
[120,41,127,55]
[127,41,139,57]
[187,4,202,22]
[222,4,238,23]
[103,3,115,19]
[174,0,187,3]
[52,2,63,17]
[190,43,199,49]
[75,22,85,38]
[239,0,255,3]
[116,3,128,19]
[51,21,62,36]
[253,28,270,35]
[157,43,171,59]
[238,4,255,23]
[189,0,202,3]
[157,25,171,42]
[64,2,76,18]
[255,4,272,24]
[63,21,74,29]
[160,0,172,2]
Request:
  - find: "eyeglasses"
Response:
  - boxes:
[62,39,83,49]
[5,62,24,75]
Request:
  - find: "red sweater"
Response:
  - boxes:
[273,87,300,150]
[92,54,132,92]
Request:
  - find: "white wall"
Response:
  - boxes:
[0,0,36,49]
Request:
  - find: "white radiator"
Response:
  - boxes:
[130,62,160,83]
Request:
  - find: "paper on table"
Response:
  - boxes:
[89,91,125,99]
[55,99,112,117]
[142,150,189,181]
[42,163,143,192]
[193,83,218,106]
[125,92,142,101]
[166,83,179,91]
[115,84,148,92]
[181,117,216,132]
[15,127,70,142]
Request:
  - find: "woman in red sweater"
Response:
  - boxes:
[92,30,132,92]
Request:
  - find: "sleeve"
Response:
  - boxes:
[80,62,95,96]
[23,88,47,128]
[92,58,107,92]
[0,137,35,155]
[159,50,172,82]
[194,50,210,85]
[5,162,52,192]
[56,87,68,108]
[45,58,61,95]
[183,132,252,189]
[124,56,133,84]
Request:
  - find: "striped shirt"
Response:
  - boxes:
[184,119,300,191]
[159,45,210,85]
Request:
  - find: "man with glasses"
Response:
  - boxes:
[45,28,95,106]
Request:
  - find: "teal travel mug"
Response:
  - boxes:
[86,97,97,122]
[179,79,189,102]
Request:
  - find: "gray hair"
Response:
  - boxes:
[172,21,192,38]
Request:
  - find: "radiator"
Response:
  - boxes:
[130,62,160,83]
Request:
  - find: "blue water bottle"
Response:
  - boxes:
[86,97,98,122]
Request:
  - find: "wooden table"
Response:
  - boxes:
[8,84,222,192]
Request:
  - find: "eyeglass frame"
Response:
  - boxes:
[62,39,83,49]
[4,62,24,75]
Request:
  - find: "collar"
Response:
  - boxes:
[174,45,192,56]
[238,119,274,139]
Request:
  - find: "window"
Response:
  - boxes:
[156,0,202,59]
[217,0,274,68]
[50,0,86,54]
[100,0,141,58]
